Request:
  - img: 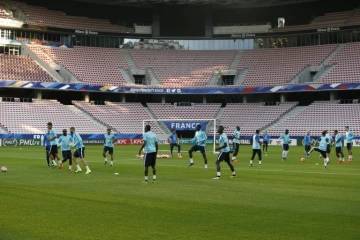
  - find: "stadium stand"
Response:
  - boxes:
[5,0,124,33]
[0,99,104,134]
[273,10,356,32]
[0,54,54,82]
[40,46,129,86]
[352,10,360,24]
[130,50,237,87]
[147,103,221,120]
[22,42,358,87]
[322,42,360,83]
[268,101,360,136]
[72,101,162,134]
[237,45,337,86]
[219,102,298,136]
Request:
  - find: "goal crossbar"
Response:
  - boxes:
[142,119,218,154]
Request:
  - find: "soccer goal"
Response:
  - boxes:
[142,119,219,154]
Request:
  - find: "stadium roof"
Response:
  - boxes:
[74,0,319,8]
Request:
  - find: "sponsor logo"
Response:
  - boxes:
[19,139,40,146]
[83,139,104,144]
[116,139,143,145]
[75,30,99,35]
[317,27,340,32]
[3,139,18,146]
[170,122,200,130]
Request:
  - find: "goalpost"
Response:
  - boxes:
[142,119,219,154]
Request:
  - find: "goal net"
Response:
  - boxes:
[142,119,219,154]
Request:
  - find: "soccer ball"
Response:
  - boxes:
[301,158,306,162]
[1,166,7,172]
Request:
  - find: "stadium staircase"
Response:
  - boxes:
[234,68,248,85]
[145,69,161,86]
[229,50,243,70]
[262,106,307,133]
[207,70,221,86]
[66,105,112,132]
[313,44,346,82]
[119,69,136,84]
[290,66,311,84]
[121,50,137,70]
[21,43,64,83]
[143,107,170,134]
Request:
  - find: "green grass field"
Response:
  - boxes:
[1,145,360,240]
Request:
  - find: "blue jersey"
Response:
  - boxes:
[335,134,343,147]
[42,133,51,147]
[263,134,270,142]
[346,131,354,143]
[219,133,230,152]
[318,136,329,151]
[104,133,116,147]
[326,133,332,145]
[252,134,261,149]
[169,133,177,144]
[279,133,290,144]
[48,128,57,145]
[58,135,72,151]
[303,134,311,145]
[233,130,240,144]
[71,132,84,149]
[143,131,157,153]
[191,130,207,147]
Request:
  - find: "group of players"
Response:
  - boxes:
[43,120,355,180]
[139,124,355,182]
[42,122,118,174]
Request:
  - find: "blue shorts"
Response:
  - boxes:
[190,145,206,154]
[74,147,85,158]
[347,143,352,150]
[336,146,343,154]
[103,146,114,155]
[283,144,289,151]
[314,148,327,158]
[62,150,72,160]
[144,152,156,167]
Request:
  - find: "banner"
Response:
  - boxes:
[116,139,143,145]
[268,138,297,146]
[1,139,41,146]
[178,138,214,144]
[162,121,209,131]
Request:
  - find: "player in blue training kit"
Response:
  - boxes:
[307,130,331,168]
[232,126,240,162]
[188,124,208,169]
[334,130,345,164]
[58,129,73,171]
[103,128,116,166]
[345,126,354,162]
[47,122,60,167]
[262,130,270,156]
[250,129,262,167]
[213,126,236,180]
[302,131,311,158]
[42,130,51,167]
[168,129,182,158]
[70,127,91,174]
[279,129,290,161]
[325,130,333,159]
[139,125,158,183]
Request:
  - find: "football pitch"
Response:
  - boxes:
[1,145,360,240]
